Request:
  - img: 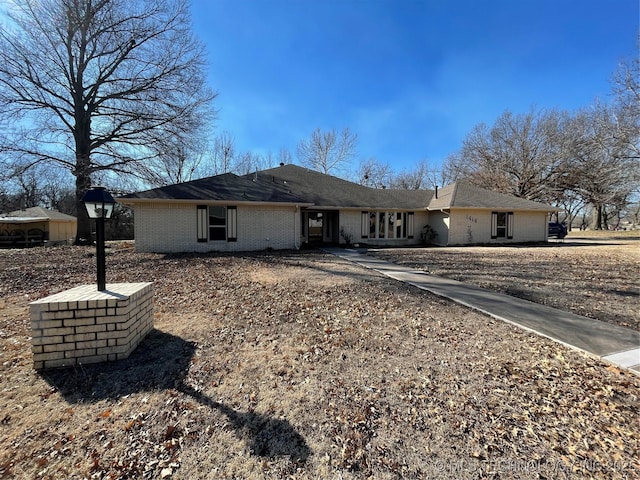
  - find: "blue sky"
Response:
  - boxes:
[191,0,638,173]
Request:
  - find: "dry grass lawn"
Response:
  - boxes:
[0,235,639,479]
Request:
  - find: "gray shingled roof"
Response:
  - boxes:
[427,182,557,211]
[0,206,76,221]
[257,165,432,209]
[121,165,433,210]
[120,165,555,212]
[119,171,309,204]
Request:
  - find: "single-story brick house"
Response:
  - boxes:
[0,207,77,247]
[118,164,557,252]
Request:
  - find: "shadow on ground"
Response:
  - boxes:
[39,329,311,463]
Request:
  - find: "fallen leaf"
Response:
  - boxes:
[164,425,177,440]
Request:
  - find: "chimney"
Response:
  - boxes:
[435,185,438,199]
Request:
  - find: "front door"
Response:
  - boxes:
[308,211,324,243]
[302,210,339,245]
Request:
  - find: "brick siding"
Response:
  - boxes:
[134,203,300,252]
[30,283,153,369]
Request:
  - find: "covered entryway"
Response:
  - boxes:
[302,210,339,246]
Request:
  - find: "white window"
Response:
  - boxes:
[491,212,513,239]
[362,211,413,239]
[208,206,226,240]
[197,205,237,242]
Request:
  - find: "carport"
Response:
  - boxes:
[0,207,77,247]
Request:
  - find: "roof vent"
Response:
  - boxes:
[435,185,438,199]
[280,162,285,166]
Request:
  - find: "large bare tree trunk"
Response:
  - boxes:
[74,95,93,243]
[74,166,92,243]
[592,205,604,230]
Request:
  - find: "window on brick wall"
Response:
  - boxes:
[209,206,226,240]
[362,211,414,239]
[197,205,237,242]
[491,211,513,239]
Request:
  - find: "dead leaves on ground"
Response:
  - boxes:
[371,241,640,330]
[0,246,639,479]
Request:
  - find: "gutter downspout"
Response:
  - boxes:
[294,205,300,250]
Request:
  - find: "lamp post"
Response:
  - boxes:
[81,186,116,291]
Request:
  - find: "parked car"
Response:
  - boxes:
[548,222,568,239]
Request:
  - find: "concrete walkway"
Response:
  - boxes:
[324,248,640,373]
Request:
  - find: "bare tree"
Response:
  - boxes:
[278,148,293,166]
[565,103,639,229]
[233,151,269,175]
[611,57,640,172]
[554,188,586,229]
[612,56,640,158]
[389,160,435,190]
[356,157,392,188]
[207,131,236,175]
[140,135,209,186]
[0,171,39,213]
[0,0,215,242]
[0,188,13,214]
[14,170,41,209]
[296,127,358,174]
[40,168,76,214]
[628,201,640,226]
[0,164,75,214]
[440,152,469,186]
[444,60,639,228]
[455,109,570,202]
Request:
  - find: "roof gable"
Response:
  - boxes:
[428,182,557,211]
